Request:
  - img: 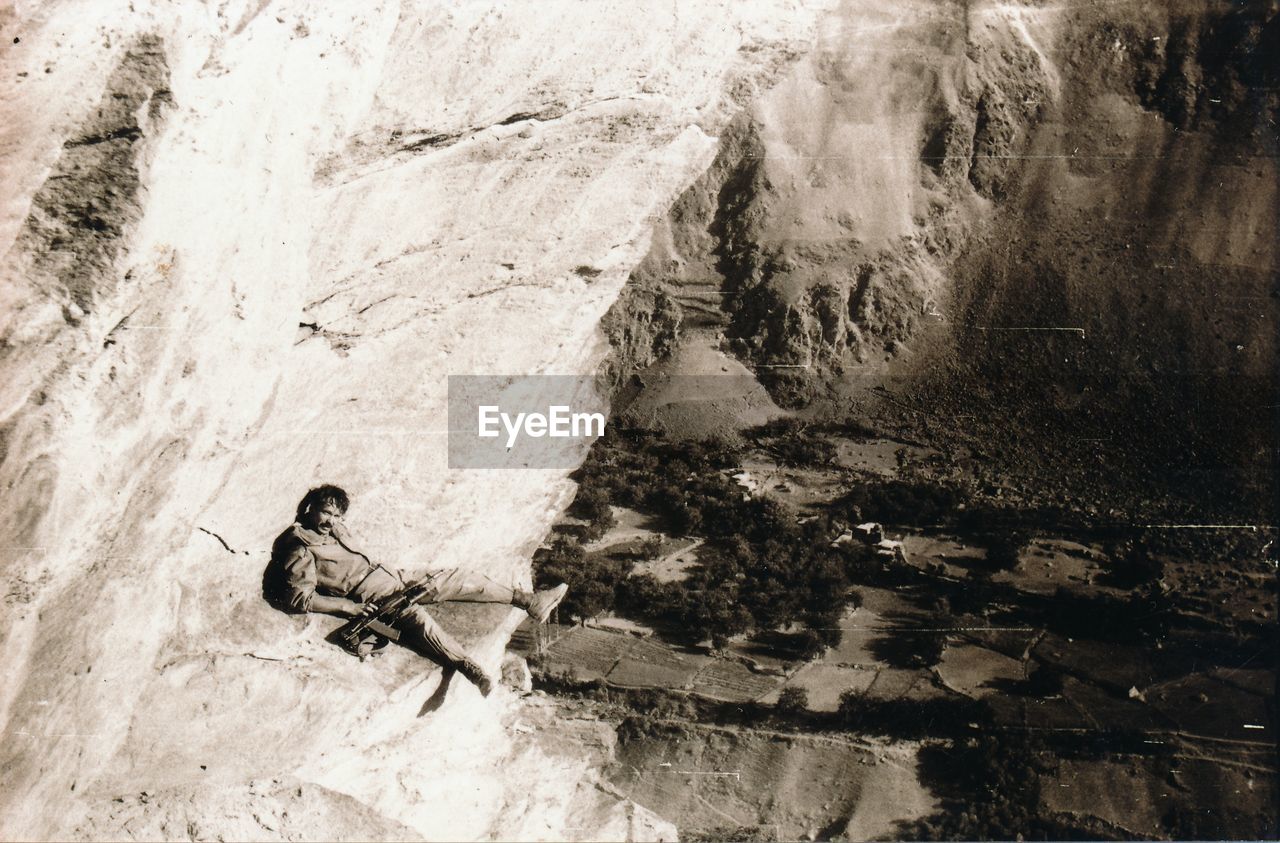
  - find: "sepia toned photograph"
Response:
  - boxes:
[0,0,1275,840]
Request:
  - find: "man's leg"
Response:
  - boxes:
[396,605,493,695]
[422,568,567,622]
[424,568,518,604]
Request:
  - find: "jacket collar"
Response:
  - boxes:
[291,522,366,557]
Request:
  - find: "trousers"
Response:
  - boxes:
[354,566,515,666]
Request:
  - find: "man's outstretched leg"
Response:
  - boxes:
[421,569,568,623]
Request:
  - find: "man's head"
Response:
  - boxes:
[296,485,350,536]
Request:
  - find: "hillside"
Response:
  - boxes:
[604,0,1277,519]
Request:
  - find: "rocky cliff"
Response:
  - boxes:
[0,1,829,838]
[604,0,1277,518]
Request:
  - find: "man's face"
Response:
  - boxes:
[307,500,343,536]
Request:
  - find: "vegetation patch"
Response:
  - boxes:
[534,428,863,649]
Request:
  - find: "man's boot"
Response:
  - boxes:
[515,583,568,624]
[456,658,493,696]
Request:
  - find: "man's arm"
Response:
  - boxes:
[309,594,367,618]
[281,542,366,618]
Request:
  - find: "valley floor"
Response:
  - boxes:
[522,426,1276,840]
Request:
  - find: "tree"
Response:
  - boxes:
[949,570,996,616]
[983,531,1026,571]
[804,608,845,651]
[776,686,809,714]
[837,688,863,724]
[574,580,615,622]
[795,629,826,659]
[1102,538,1164,587]
[616,573,684,622]
[571,486,616,542]
[667,499,703,537]
[684,588,751,648]
[536,536,585,576]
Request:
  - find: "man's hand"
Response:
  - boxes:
[354,601,380,619]
[308,595,369,619]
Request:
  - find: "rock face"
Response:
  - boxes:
[0,1,826,839]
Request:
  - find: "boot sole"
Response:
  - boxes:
[531,583,568,624]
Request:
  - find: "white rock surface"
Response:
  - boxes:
[0,1,829,839]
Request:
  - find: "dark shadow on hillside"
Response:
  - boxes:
[981,666,1065,699]
[889,735,1110,842]
[735,627,828,661]
[867,612,947,669]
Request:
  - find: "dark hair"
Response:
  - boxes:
[295,484,350,521]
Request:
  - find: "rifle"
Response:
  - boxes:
[337,578,435,657]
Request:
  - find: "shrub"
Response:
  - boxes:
[744,418,839,466]
[577,519,610,543]
[637,536,663,560]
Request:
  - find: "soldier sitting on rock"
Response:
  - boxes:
[265,484,567,695]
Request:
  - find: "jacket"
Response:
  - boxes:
[265,523,400,613]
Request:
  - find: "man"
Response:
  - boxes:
[266,484,567,695]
